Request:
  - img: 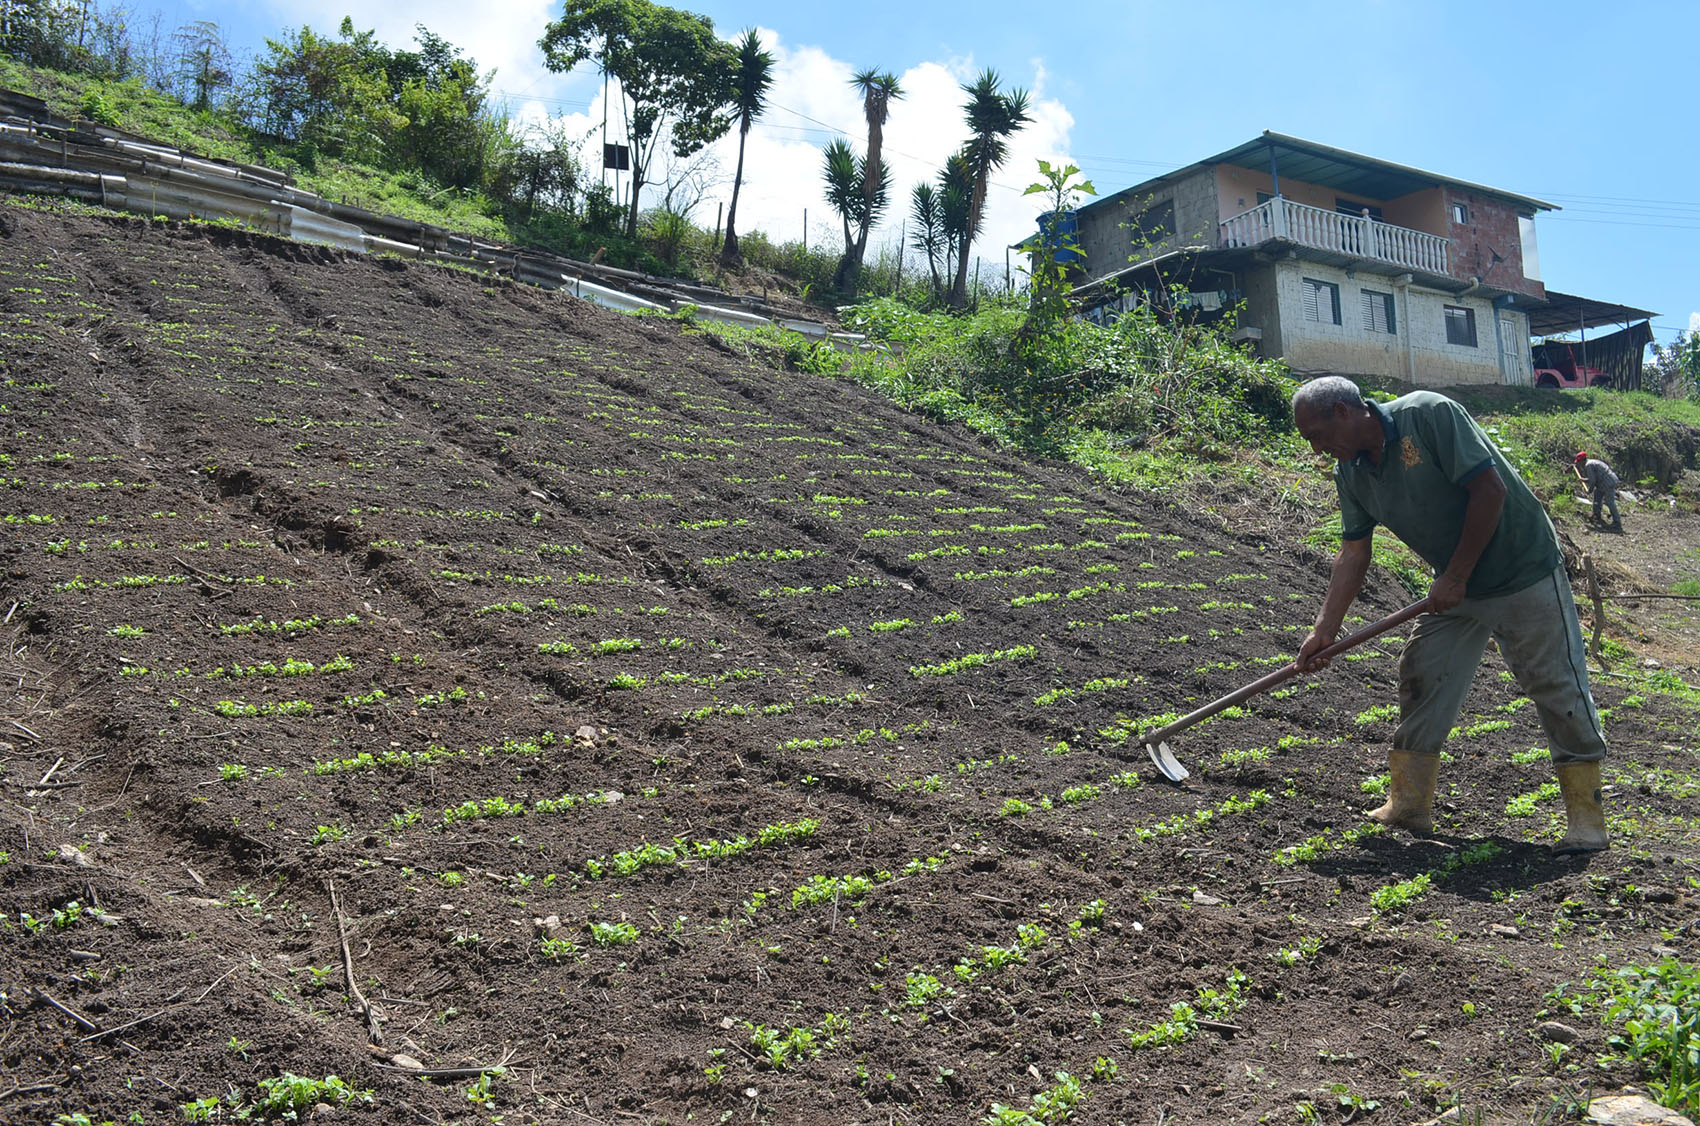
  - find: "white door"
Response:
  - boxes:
[1500,317,1528,385]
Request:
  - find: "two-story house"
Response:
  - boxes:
[1068,132,1645,387]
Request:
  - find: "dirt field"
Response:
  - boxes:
[2,202,1697,1126]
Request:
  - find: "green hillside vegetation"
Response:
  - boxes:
[1447,385,1700,501]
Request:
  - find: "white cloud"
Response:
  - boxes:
[598,31,1078,280]
[1689,311,1700,334]
[735,43,1077,269]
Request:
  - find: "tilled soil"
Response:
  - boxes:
[1,201,1697,1126]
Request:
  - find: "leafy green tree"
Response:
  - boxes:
[539,0,737,239]
[386,27,506,190]
[0,1,48,63]
[718,28,773,268]
[949,68,1030,308]
[1649,331,1700,399]
[511,115,586,220]
[1,0,136,79]
[246,18,403,164]
[841,68,902,288]
[1017,159,1094,330]
[244,20,506,190]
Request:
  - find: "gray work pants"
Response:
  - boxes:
[1391,564,1606,765]
[1592,482,1621,526]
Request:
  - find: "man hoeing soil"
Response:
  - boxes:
[1291,377,1608,855]
[1573,450,1623,533]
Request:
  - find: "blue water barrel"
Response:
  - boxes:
[1035,209,1081,263]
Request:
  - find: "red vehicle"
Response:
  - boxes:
[1531,342,1611,389]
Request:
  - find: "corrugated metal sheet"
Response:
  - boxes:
[286,206,367,252]
[1534,322,1653,392]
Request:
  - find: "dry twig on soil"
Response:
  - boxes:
[327,879,384,1044]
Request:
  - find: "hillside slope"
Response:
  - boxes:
[2,201,1696,1125]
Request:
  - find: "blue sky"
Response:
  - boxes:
[153,0,1695,344]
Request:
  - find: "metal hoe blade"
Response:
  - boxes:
[1145,740,1190,783]
[1135,599,1430,788]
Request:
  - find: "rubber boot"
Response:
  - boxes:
[1365,750,1440,834]
[1554,761,1609,855]
[1610,518,1624,534]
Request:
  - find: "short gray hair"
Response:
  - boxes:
[1291,376,1365,417]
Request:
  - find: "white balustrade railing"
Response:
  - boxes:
[1218,197,1450,275]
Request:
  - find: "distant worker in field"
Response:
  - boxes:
[1574,451,1623,533]
[1291,377,1608,855]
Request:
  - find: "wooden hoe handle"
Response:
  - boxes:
[1141,598,1431,747]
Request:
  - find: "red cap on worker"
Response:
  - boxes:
[1574,451,1588,463]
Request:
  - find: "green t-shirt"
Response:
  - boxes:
[1335,391,1559,599]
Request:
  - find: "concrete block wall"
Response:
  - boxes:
[1261,259,1524,385]
[1239,265,1284,358]
[1075,170,1219,282]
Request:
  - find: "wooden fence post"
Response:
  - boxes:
[1582,554,1606,666]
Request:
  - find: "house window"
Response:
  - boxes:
[1302,278,1341,325]
[1451,202,1471,224]
[1444,305,1477,347]
[1361,289,1396,334]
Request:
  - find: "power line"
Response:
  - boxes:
[1537,191,1700,210]
[1073,153,1189,170]
[1550,206,1700,221]
[1545,216,1700,232]
[761,100,1039,199]
[488,88,595,112]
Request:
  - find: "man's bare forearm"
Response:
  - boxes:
[1442,468,1506,585]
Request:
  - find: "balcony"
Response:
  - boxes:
[1219,197,1450,277]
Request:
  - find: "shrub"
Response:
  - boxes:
[841,293,1297,456]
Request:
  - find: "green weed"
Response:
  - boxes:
[1557,958,1700,1114]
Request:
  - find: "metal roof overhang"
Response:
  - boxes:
[1073,246,1216,299]
[1210,132,1559,213]
[1526,290,1658,336]
[1084,132,1560,219]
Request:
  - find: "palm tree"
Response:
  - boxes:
[719,29,774,268]
[949,69,1030,308]
[842,68,902,288]
[909,183,945,304]
[824,139,891,290]
[822,139,862,260]
[938,152,973,299]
